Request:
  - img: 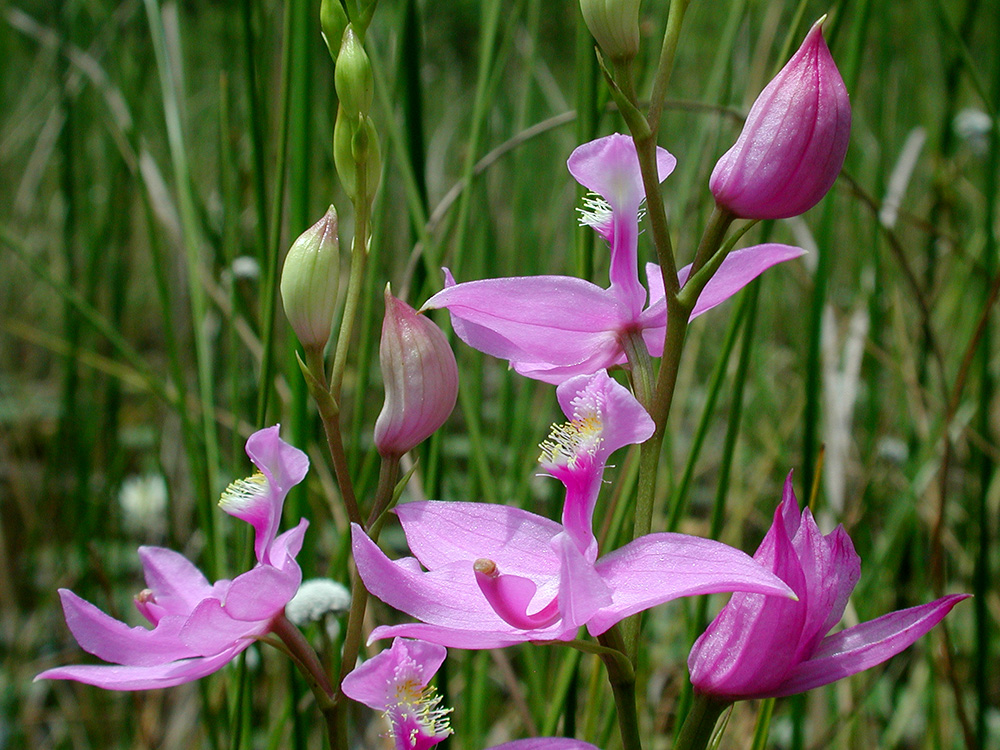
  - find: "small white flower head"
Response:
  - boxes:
[118,474,168,536]
[954,108,993,155]
[285,578,352,625]
[231,255,261,280]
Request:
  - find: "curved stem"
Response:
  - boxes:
[672,693,730,750]
[269,614,338,743]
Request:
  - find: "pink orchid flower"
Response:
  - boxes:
[35,426,310,690]
[687,473,969,700]
[423,133,804,384]
[353,371,794,649]
[343,637,602,750]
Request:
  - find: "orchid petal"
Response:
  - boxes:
[588,533,795,636]
[35,643,248,691]
[353,525,516,631]
[641,244,805,355]
[56,590,195,666]
[138,546,214,614]
[774,595,970,697]
[224,564,302,621]
[342,638,448,710]
[395,501,563,574]
[424,273,627,367]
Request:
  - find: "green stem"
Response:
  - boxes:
[329,151,371,400]
[270,614,338,746]
[687,207,735,279]
[301,348,362,526]
[672,693,730,750]
[647,0,691,135]
[597,627,642,750]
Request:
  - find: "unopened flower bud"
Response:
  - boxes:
[579,0,640,62]
[280,207,340,350]
[334,108,381,203]
[335,25,373,118]
[320,0,349,61]
[710,18,851,220]
[374,287,458,457]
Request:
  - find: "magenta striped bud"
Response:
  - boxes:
[710,18,851,220]
[374,288,458,457]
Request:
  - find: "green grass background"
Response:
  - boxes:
[1,0,995,748]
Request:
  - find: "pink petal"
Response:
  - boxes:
[178,598,266,656]
[137,546,213,614]
[395,502,562,574]
[789,510,859,662]
[56,589,194,666]
[774,594,970,697]
[35,642,248,691]
[589,533,795,636]
[353,526,516,630]
[342,637,447,710]
[224,564,301,621]
[368,621,573,649]
[245,424,310,492]
[567,134,675,213]
[225,426,309,564]
[555,371,654,460]
[554,532,612,629]
[641,244,804,355]
[423,274,628,367]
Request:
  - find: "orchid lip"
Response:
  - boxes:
[473,559,561,630]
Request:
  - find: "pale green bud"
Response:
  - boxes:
[335,25,373,118]
[334,108,381,204]
[580,0,641,62]
[280,206,340,350]
[320,0,349,61]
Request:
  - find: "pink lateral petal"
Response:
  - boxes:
[178,598,264,657]
[35,642,248,691]
[589,533,795,636]
[774,594,970,697]
[56,589,194,666]
[352,525,515,630]
[224,563,301,621]
[137,546,213,614]
[423,275,627,366]
[395,501,562,574]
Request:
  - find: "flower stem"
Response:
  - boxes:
[672,693,730,750]
[597,627,642,750]
[269,613,338,743]
[301,347,362,526]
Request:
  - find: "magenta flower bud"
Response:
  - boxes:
[710,18,851,220]
[374,288,458,457]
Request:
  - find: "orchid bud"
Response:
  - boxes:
[579,0,641,62]
[320,0,348,61]
[333,107,381,203]
[710,18,851,220]
[280,206,340,350]
[335,25,373,118]
[374,288,458,457]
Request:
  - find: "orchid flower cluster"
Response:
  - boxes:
[36,7,968,750]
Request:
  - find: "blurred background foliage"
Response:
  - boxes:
[1,0,997,748]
